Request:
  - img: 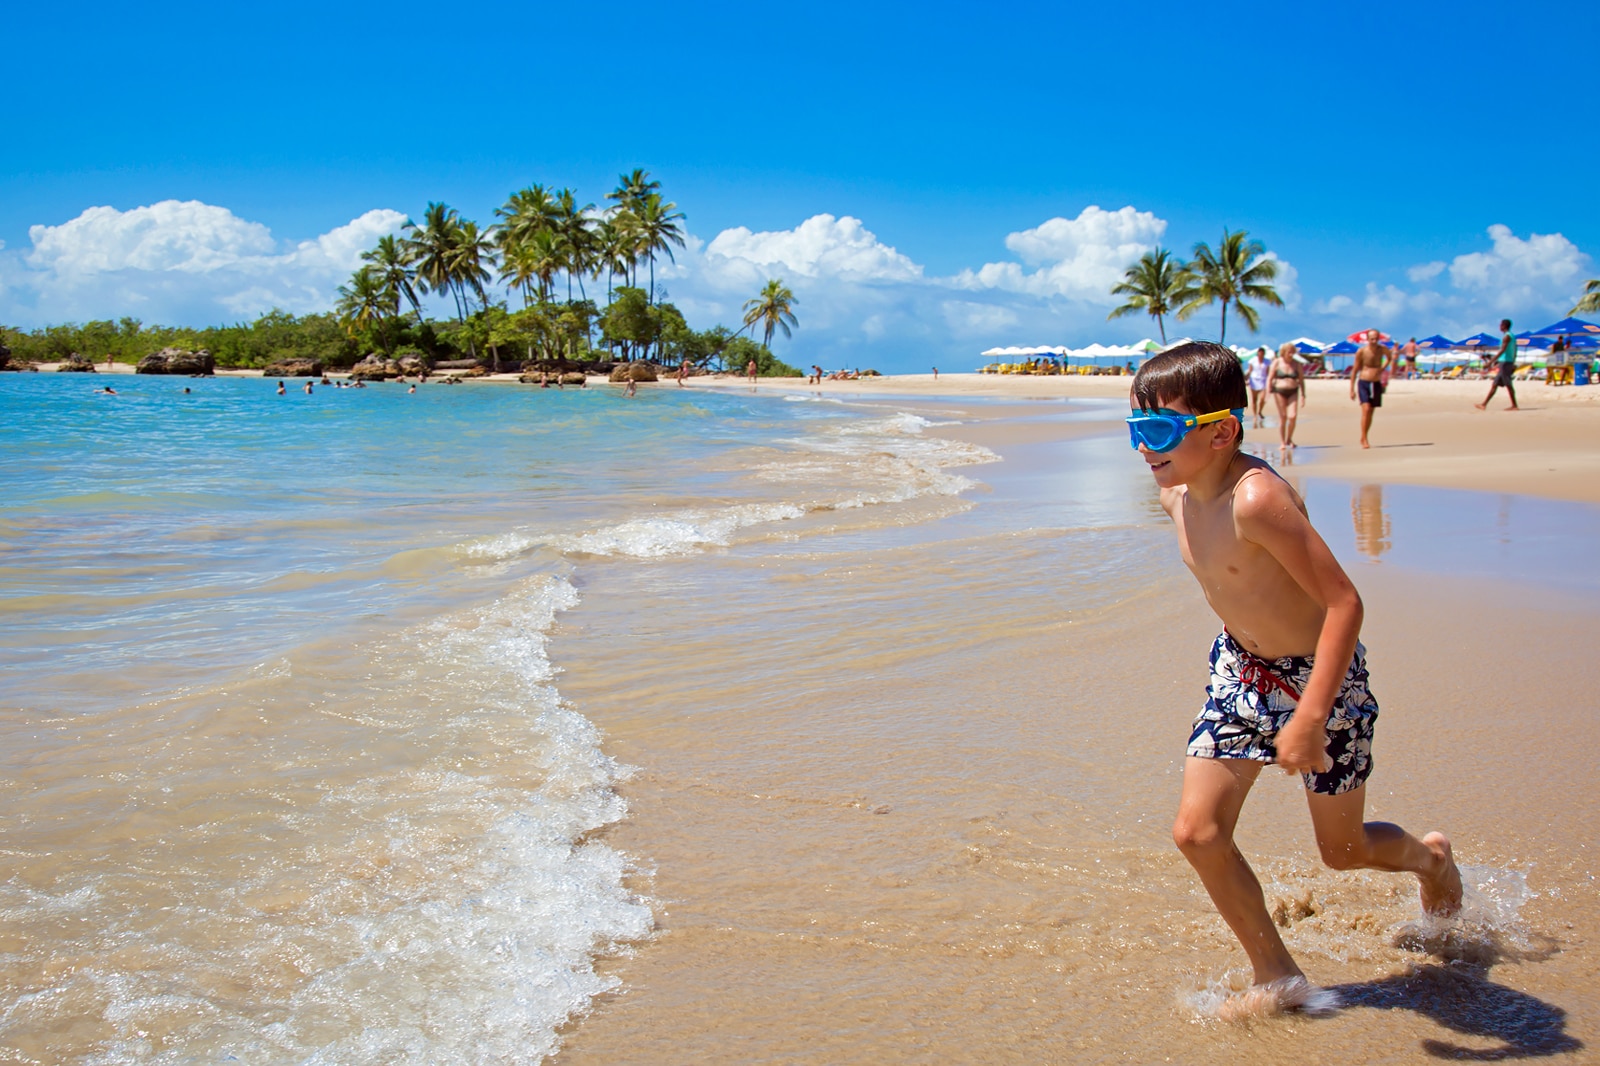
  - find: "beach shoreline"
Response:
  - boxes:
[546,375,1600,1064]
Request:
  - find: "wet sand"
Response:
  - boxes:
[551,374,1600,1063]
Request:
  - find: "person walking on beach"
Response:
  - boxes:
[1127,342,1462,1018]
[1351,330,1389,448]
[677,359,689,386]
[1475,319,1520,411]
[1402,337,1419,380]
[1247,348,1271,428]
[1269,342,1303,449]
[746,358,759,384]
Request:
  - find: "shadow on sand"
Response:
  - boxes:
[1327,926,1581,1060]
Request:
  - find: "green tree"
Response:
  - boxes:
[552,188,596,303]
[631,193,686,304]
[361,234,422,321]
[1573,279,1600,315]
[741,279,799,352]
[405,203,465,318]
[1175,229,1283,343]
[336,267,396,354]
[1107,247,1185,343]
[600,286,657,361]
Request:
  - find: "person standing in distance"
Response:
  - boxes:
[1474,319,1520,411]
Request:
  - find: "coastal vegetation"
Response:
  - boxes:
[1574,279,1600,315]
[1,170,804,377]
[1108,229,1282,344]
[1107,248,1184,343]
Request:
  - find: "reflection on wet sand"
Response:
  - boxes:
[1353,483,1391,559]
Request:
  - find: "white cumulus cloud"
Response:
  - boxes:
[4,200,409,326]
[1313,224,1591,338]
[1447,223,1587,298]
[955,205,1167,300]
[701,214,923,289]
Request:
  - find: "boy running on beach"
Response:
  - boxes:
[1128,342,1462,1015]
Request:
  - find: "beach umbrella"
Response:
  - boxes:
[1526,316,1600,338]
[1413,334,1458,349]
[980,347,1005,357]
[1346,330,1391,343]
[1457,332,1500,348]
[1294,341,1322,355]
[1322,340,1360,354]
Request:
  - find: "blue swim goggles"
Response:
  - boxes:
[1126,407,1244,453]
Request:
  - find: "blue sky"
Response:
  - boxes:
[3,0,1595,371]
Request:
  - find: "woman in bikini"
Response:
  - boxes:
[1270,341,1304,449]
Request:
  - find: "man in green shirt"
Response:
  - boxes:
[1475,318,1520,411]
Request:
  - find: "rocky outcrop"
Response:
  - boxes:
[261,358,323,378]
[433,358,480,371]
[349,354,402,381]
[56,353,96,372]
[396,353,429,376]
[609,362,658,383]
[136,347,215,375]
[560,372,587,386]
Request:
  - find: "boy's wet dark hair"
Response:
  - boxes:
[1131,341,1249,415]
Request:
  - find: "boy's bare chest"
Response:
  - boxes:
[1174,503,1256,586]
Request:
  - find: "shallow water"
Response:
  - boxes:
[2,376,1596,1063]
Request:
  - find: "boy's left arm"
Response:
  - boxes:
[1235,480,1364,774]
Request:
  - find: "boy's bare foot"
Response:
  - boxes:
[1419,832,1463,916]
[1473,402,1487,410]
[1217,975,1338,1021]
[1360,439,1369,449]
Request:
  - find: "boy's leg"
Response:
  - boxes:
[1173,757,1302,984]
[1304,785,1462,914]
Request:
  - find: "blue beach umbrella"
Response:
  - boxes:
[1413,334,1458,349]
[1457,332,1500,348]
[1322,340,1360,354]
[1527,316,1600,338]
[1294,341,1322,354]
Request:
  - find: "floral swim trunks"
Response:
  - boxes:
[1186,630,1378,795]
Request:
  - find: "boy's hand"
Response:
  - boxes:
[1275,714,1332,775]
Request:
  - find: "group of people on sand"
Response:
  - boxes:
[804,365,863,384]
[1243,317,1525,454]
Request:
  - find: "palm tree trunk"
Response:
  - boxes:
[1157,314,1167,344]
[1219,303,1228,345]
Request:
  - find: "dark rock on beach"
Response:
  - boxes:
[609,362,658,383]
[433,358,480,371]
[56,353,97,372]
[136,347,215,375]
[349,354,402,381]
[261,358,323,378]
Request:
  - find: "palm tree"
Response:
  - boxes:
[742,279,799,352]
[632,192,686,304]
[361,234,422,321]
[447,219,496,317]
[1573,279,1600,315]
[495,184,558,248]
[1107,247,1186,343]
[1175,229,1283,343]
[552,188,596,303]
[336,266,392,352]
[405,202,464,318]
[596,216,634,301]
[605,168,660,212]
